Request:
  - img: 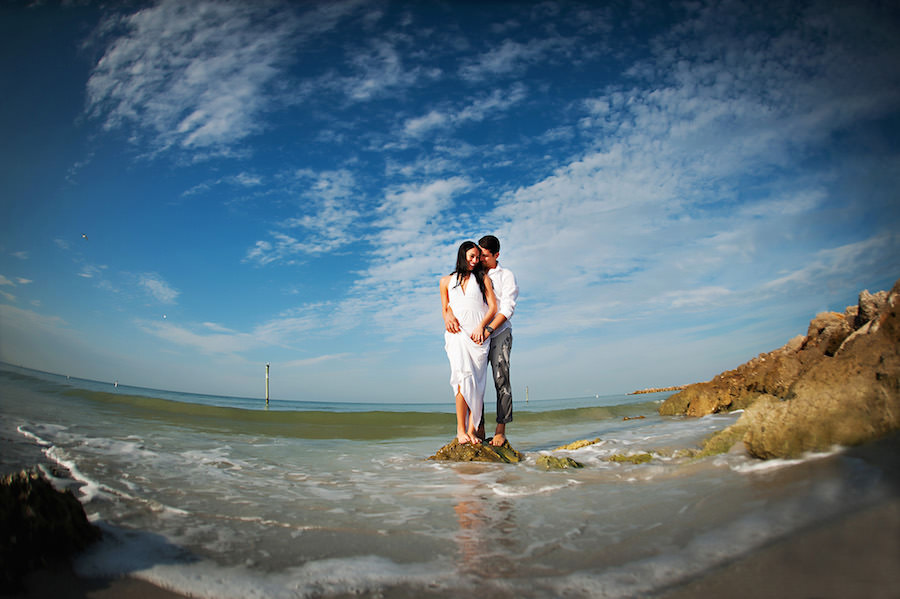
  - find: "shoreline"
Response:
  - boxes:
[4,414,899,598]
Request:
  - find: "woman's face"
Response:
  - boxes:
[465,247,481,271]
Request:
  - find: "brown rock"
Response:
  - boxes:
[803,311,852,357]
[1,468,101,588]
[744,282,900,458]
[857,289,889,328]
[659,277,900,460]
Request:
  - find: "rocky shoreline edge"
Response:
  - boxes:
[661,277,900,459]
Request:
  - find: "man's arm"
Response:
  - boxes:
[487,269,518,331]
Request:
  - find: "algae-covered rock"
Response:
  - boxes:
[607,453,652,464]
[1,468,101,588]
[695,395,780,458]
[553,438,601,451]
[535,455,583,470]
[428,439,523,463]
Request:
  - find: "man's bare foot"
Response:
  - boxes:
[490,432,507,447]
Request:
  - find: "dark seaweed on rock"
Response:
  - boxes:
[1,468,101,588]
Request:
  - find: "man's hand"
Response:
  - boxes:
[444,309,461,333]
[470,329,486,345]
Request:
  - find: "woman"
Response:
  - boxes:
[440,241,497,444]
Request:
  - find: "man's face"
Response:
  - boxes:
[480,246,498,269]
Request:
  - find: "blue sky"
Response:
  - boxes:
[1,0,898,403]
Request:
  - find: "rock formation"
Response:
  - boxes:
[1,468,101,588]
[659,278,900,459]
[428,439,523,463]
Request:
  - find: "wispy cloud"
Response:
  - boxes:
[138,273,180,304]
[459,37,573,81]
[403,84,528,138]
[85,0,364,157]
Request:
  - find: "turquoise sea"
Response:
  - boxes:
[0,363,893,598]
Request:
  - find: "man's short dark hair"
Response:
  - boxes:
[478,235,500,254]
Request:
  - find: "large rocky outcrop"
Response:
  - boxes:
[1,468,101,588]
[659,278,900,459]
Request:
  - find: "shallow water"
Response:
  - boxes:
[0,365,892,598]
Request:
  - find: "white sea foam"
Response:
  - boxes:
[729,445,845,473]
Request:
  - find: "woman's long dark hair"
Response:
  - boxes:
[452,241,487,302]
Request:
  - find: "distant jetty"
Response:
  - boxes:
[629,385,688,395]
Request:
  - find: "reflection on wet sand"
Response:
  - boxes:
[452,467,518,579]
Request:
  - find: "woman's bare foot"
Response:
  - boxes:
[457,428,471,444]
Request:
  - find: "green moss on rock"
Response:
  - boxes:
[535,455,584,470]
[607,453,652,464]
[553,438,601,451]
[428,439,523,463]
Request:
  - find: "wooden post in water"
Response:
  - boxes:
[266,363,270,406]
[525,385,529,403]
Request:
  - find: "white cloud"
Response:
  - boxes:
[402,84,528,138]
[139,273,180,304]
[78,264,107,279]
[0,275,14,286]
[459,37,571,81]
[138,320,250,354]
[341,38,429,101]
[244,233,305,266]
[86,0,365,157]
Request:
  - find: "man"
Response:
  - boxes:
[443,235,518,446]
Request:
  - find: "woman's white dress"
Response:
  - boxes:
[444,275,489,428]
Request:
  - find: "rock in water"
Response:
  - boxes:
[535,455,584,470]
[1,468,101,588]
[428,439,523,463]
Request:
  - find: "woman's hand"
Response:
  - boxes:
[444,310,461,333]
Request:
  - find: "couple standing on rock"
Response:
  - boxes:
[440,235,518,446]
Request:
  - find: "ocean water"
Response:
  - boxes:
[0,364,893,598]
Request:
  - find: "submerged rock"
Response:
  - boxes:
[553,438,601,451]
[428,439,523,463]
[607,453,652,464]
[1,468,101,588]
[660,278,900,459]
[535,455,584,470]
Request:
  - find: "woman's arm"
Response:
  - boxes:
[440,275,461,333]
[440,276,460,332]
